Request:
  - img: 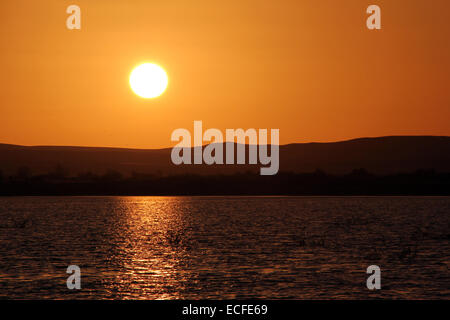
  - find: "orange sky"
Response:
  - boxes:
[1,0,449,148]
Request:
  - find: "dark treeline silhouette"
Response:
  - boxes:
[0,167,449,196]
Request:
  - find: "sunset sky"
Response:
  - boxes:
[1,0,449,148]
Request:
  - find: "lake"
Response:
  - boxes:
[0,196,449,299]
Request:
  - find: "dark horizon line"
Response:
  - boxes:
[1,169,449,197]
[0,135,449,152]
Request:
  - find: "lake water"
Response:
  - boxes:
[0,196,449,299]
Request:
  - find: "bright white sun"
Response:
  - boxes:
[129,63,168,98]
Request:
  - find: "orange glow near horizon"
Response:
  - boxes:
[0,0,449,149]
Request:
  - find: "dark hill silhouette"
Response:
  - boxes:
[0,136,449,176]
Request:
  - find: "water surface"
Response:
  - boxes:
[0,196,449,299]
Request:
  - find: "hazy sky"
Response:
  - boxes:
[1,0,449,148]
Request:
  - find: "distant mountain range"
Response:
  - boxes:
[0,136,449,176]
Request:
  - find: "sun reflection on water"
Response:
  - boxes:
[101,197,195,299]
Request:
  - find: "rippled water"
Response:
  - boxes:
[0,196,449,299]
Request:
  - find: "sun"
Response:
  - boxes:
[129,63,168,99]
